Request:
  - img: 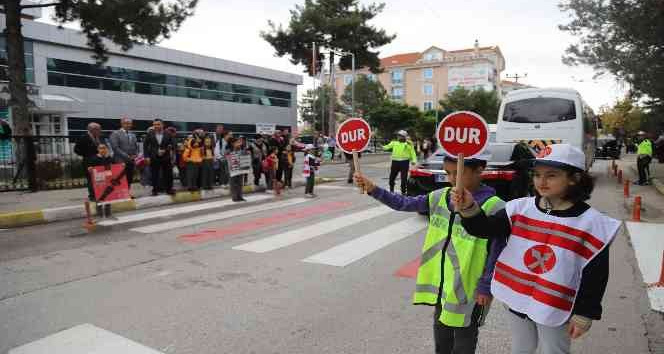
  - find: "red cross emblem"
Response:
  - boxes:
[523,245,556,274]
[537,146,553,158]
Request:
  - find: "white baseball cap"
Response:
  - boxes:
[397,130,408,137]
[534,144,585,171]
[443,150,491,164]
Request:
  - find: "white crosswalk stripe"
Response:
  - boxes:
[98,195,272,226]
[232,206,393,253]
[302,216,426,267]
[130,198,309,234]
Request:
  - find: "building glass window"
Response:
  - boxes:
[46,58,293,108]
[0,36,35,84]
[366,73,376,82]
[391,87,403,100]
[423,101,434,111]
[423,84,434,96]
[423,68,433,79]
[391,70,403,85]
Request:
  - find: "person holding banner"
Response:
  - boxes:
[451,144,620,354]
[383,130,417,194]
[354,153,505,354]
[228,137,248,202]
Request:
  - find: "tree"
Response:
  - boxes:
[559,0,664,111]
[261,0,396,136]
[340,74,386,115]
[4,0,198,136]
[367,100,421,139]
[599,98,646,137]
[414,112,437,139]
[299,85,339,133]
[438,87,501,123]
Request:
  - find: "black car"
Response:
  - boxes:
[595,138,621,160]
[407,142,535,201]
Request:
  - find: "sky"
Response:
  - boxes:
[37,0,626,111]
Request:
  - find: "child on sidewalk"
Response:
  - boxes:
[451,144,621,354]
[183,135,203,191]
[303,144,320,198]
[87,143,115,216]
[355,153,504,354]
[263,148,279,193]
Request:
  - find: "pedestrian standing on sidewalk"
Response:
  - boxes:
[383,130,417,194]
[635,131,653,185]
[284,144,295,188]
[229,137,247,202]
[215,131,232,187]
[354,153,505,354]
[303,145,319,198]
[87,142,115,216]
[143,119,176,196]
[327,135,337,160]
[263,147,279,192]
[74,122,103,201]
[201,136,216,190]
[249,136,268,186]
[110,117,138,196]
[183,133,203,191]
[451,144,621,354]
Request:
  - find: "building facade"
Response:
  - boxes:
[501,80,535,94]
[0,12,302,137]
[331,42,505,112]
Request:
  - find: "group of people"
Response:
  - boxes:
[355,143,620,354]
[73,118,321,202]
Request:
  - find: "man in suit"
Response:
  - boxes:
[74,122,102,201]
[143,119,176,195]
[110,117,139,194]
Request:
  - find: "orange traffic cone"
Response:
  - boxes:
[647,250,664,288]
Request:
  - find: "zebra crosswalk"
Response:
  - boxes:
[108,187,428,269]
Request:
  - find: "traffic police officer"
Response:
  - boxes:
[383,130,418,194]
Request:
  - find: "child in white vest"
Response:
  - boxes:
[452,144,620,354]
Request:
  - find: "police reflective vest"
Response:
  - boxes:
[383,140,417,163]
[491,197,620,326]
[638,139,653,156]
[414,187,505,327]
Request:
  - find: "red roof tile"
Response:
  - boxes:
[380,52,420,67]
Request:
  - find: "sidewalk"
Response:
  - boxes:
[0,177,337,229]
[617,153,664,195]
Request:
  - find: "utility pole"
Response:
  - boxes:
[505,73,528,83]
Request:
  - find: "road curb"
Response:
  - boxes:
[0,177,338,229]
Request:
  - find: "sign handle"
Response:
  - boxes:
[455,153,464,211]
[352,150,364,194]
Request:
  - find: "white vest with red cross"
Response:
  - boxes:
[491,197,621,327]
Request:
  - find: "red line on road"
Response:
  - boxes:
[394,257,420,278]
[177,201,352,243]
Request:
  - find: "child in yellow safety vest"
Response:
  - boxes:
[452,144,620,354]
[354,152,505,354]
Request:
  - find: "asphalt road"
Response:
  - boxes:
[0,159,658,353]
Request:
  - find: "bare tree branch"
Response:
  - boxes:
[20,1,60,9]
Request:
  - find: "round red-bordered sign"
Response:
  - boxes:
[436,111,489,158]
[523,244,557,274]
[336,118,372,154]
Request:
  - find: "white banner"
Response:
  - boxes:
[256,123,277,135]
[448,64,492,91]
[228,152,252,177]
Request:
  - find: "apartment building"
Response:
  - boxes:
[331,41,505,112]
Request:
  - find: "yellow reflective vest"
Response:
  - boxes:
[638,139,653,156]
[414,187,505,327]
[383,140,417,163]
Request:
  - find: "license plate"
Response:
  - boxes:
[435,174,446,183]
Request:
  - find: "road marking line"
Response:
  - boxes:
[302,217,426,267]
[317,185,353,190]
[394,256,421,278]
[179,201,352,243]
[131,198,309,234]
[98,194,272,226]
[625,221,664,312]
[233,206,392,253]
[8,323,164,354]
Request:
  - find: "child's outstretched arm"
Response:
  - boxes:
[354,172,429,213]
